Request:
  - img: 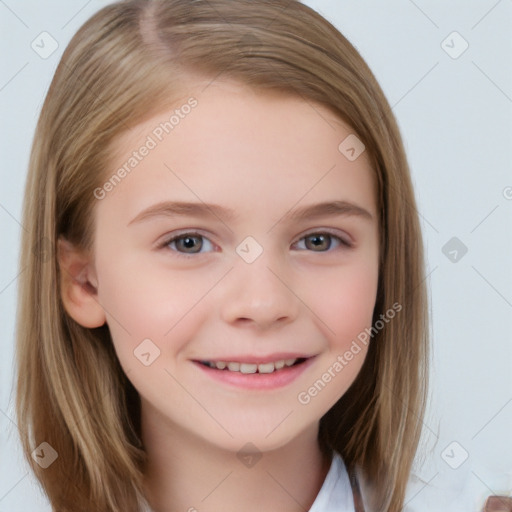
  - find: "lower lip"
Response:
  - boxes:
[194,358,315,390]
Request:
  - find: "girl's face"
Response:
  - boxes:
[90,80,379,452]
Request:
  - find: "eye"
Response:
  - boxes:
[159,229,352,258]
[161,232,215,256]
[293,231,352,252]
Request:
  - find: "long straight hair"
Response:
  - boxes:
[16,1,429,510]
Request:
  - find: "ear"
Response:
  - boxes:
[57,237,106,328]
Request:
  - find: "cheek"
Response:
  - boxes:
[293,265,377,414]
[306,261,379,350]
[93,253,169,346]
[94,251,220,358]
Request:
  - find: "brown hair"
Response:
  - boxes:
[16,1,429,510]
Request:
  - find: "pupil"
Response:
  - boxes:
[181,236,201,252]
[308,234,329,251]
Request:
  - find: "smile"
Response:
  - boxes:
[194,355,314,390]
[199,358,307,374]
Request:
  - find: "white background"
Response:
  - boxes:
[1,1,511,510]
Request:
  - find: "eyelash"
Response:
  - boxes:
[159,230,353,259]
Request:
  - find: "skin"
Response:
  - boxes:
[58,79,380,512]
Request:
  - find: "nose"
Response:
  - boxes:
[219,251,300,330]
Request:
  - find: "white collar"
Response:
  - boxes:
[309,452,355,512]
[139,452,355,512]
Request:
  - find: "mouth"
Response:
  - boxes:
[197,357,308,374]
[193,355,314,390]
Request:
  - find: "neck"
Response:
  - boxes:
[141,401,331,512]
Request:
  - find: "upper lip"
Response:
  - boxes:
[193,353,313,364]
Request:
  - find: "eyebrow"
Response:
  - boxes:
[127,199,373,226]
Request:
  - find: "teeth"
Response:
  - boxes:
[203,358,298,373]
[258,363,275,374]
[240,363,258,374]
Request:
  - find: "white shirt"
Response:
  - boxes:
[309,452,356,512]
[139,452,356,512]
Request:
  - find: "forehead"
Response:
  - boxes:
[99,79,377,223]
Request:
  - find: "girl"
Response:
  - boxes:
[15,1,429,511]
